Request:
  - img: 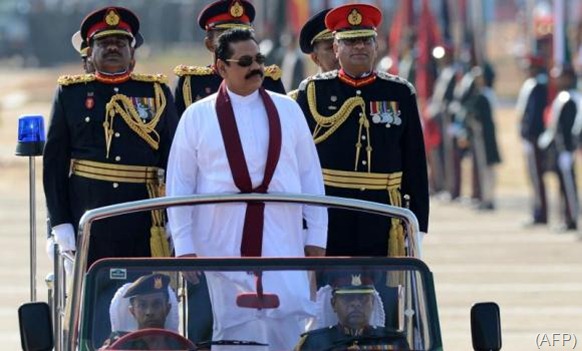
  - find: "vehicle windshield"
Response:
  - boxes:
[79,257,439,351]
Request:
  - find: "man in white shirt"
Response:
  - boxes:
[166,28,328,351]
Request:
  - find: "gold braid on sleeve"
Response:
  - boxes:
[182,76,193,108]
[307,81,366,144]
[104,83,165,158]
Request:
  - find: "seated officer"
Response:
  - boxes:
[295,273,409,351]
[102,274,176,347]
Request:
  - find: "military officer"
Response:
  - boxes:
[288,8,339,100]
[517,55,550,225]
[538,64,580,231]
[71,30,95,73]
[43,6,179,268]
[295,273,409,350]
[295,3,429,258]
[173,0,285,116]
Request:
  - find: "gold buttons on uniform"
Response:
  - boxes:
[113,183,119,188]
[85,116,90,122]
[360,187,366,191]
[115,156,121,162]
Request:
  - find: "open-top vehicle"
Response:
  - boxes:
[18,194,501,350]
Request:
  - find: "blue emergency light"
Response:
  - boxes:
[15,115,45,156]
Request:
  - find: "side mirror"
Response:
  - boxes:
[18,302,53,351]
[471,302,502,351]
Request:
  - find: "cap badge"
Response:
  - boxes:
[351,274,362,286]
[105,9,120,27]
[154,276,163,289]
[230,1,244,18]
[347,9,363,26]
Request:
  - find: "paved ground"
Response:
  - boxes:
[1,66,582,350]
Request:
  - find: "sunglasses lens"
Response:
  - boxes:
[237,56,253,67]
[255,54,266,65]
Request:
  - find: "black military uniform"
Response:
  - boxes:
[173,0,285,116]
[518,55,549,225]
[295,272,409,351]
[295,5,429,257]
[43,7,179,267]
[538,65,579,230]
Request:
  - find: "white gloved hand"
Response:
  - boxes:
[51,223,76,253]
[416,231,426,258]
[63,256,74,278]
[558,152,574,171]
[45,236,57,264]
[522,140,533,154]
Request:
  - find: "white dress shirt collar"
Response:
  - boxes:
[226,87,260,105]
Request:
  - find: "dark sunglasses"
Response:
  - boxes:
[225,53,266,67]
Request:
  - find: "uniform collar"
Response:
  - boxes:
[338,68,376,87]
[95,70,131,84]
[338,323,369,336]
[226,86,260,105]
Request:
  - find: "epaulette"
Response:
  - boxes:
[377,71,417,95]
[287,89,299,100]
[297,70,338,92]
[173,65,214,77]
[57,74,95,86]
[130,73,168,85]
[264,64,282,81]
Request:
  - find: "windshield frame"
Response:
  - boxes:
[65,193,423,350]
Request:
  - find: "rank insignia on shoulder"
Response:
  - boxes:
[173,65,214,77]
[130,73,168,85]
[58,74,96,86]
[369,101,402,127]
[264,64,282,81]
[377,71,416,95]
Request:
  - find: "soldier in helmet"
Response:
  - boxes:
[173,0,285,116]
[43,6,178,268]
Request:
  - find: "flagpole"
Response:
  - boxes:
[554,0,565,66]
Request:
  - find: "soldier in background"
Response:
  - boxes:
[516,55,549,225]
[464,64,501,210]
[71,31,95,74]
[538,65,580,231]
[426,43,457,195]
[173,0,285,116]
[288,8,339,99]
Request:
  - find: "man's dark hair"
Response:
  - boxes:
[215,28,258,62]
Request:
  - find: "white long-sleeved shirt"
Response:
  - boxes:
[166,87,327,257]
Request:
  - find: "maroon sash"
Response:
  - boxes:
[215,82,282,256]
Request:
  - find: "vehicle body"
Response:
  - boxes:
[18,193,501,350]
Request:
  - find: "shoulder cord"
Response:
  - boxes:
[104,82,165,158]
[182,76,193,108]
[307,82,372,171]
